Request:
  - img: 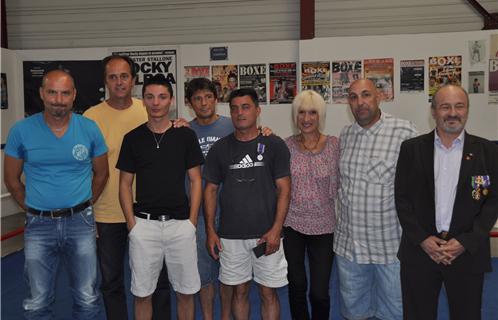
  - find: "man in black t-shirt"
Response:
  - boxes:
[203,88,291,320]
[117,74,204,320]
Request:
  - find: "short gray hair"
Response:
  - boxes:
[431,84,469,109]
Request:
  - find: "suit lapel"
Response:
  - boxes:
[449,132,477,232]
[420,131,435,201]
[456,132,477,199]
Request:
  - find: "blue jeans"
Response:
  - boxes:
[336,255,402,320]
[196,215,219,287]
[23,207,100,320]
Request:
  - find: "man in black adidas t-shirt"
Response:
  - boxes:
[117,74,203,320]
[203,88,291,320]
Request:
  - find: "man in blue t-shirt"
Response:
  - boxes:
[4,69,109,320]
[185,78,234,320]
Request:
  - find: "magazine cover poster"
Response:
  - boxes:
[468,71,484,94]
[301,61,331,103]
[490,34,498,58]
[331,60,362,103]
[211,65,238,103]
[269,62,296,104]
[400,59,424,92]
[469,40,486,66]
[489,59,498,104]
[428,55,462,101]
[111,49,177,117]
[184,66,210,101]
[363,58,394,101]
[239,64,267,103]
[23,61,104,116]
[1,73,8,109]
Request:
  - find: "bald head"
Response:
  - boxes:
[431,84,469,109]
[41,69,75,90]
[431,84,469,137]
[39,69,76,119]
[347,78,381,129]
[349,78,377,93]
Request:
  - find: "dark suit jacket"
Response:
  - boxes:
[395,131,498,273]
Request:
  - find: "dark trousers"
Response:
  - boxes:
[283,227,334,320]
[97,222,171,320]
[400,261,484,320]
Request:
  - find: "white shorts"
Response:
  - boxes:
[219,238,288,288]
[128,217,200,296]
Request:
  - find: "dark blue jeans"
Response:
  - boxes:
[23,207,100,320]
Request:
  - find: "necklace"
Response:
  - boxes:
[47,123,67,135]
[148,121,171,149]
[151,131,167,149]
[299,133,320,152]
[44,113,70,136]
[46,120,68,132]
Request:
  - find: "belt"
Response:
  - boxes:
[437,231,450,240]
[27,200,92,218]
[135,212,173,221]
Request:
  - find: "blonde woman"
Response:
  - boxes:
[283,90,339,319]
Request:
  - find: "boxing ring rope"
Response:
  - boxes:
[2,228,497,241]
[1,227,24,241]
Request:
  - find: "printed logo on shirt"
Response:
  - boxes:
[72,144,89,161]
[229,154,264,170]
[198,136,222,158]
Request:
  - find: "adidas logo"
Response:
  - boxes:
[240,155,253,164]
[229,154,264,169]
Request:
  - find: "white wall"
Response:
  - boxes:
[2,30,498,217]
[300,31,498,140]
[178,40,299,136]
[1,48,24,215]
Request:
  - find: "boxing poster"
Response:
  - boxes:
[239,64,267,103]
[111,48,178,118]
[364,58,394,101]
[184,66,210,102]
[301,61,331,103]
[23,60,104,116]
[400,60,424,93]
[428,55,462,102]
[211,65,238,103]
[489,59,498,104]
[269,62,296,104]
[468,71,484,94]
[331,60,362,103]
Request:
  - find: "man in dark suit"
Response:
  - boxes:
[395,84,498,320]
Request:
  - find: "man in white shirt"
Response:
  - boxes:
[395,85,498,320]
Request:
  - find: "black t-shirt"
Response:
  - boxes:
[117,123,204,219]
[203,134,290,239]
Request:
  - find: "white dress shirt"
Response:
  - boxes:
[434,130,464,233]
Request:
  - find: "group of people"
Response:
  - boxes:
[3,54,497,320]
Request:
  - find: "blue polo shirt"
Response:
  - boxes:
[5,113,107,210]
